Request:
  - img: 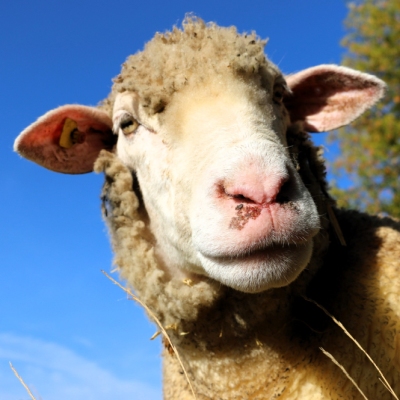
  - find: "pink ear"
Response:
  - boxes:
[14,105,115,174]
[284,65,386,132]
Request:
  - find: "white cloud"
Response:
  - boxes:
[0,333,161,400]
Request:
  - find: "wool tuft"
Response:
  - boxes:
[100,16,276,116]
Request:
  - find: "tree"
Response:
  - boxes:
[329,0,400,217]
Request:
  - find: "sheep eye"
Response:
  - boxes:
[119,114,139,135]
[273,84,285,105]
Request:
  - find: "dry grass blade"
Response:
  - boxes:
[9,362,37,400]
[101,270,198,400]
[319,348,368,400]
[150,330,162,340]
[380,378,395,393]
[326,203,347,246]
[304,297,399,400]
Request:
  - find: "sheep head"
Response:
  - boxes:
[14,19,386,294]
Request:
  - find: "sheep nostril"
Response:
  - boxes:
[218,184,255,203]
[276,178,293,204]
[232,194,255,204]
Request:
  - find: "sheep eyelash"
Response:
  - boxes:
[112,111,140,135]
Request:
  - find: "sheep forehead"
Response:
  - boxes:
[160,80,277,143]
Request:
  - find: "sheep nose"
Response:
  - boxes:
[222,170,290,205]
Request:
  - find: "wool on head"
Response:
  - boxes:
[101,16,279,116]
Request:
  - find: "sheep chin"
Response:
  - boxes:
[196,240,314,293]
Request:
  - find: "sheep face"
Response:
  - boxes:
[113,77,320,293]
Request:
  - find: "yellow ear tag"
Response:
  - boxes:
[59,118,78,149]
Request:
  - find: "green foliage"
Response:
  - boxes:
[329,0,400,217]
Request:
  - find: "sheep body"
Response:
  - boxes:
[15,17,400,399]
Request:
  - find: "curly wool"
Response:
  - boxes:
[101,17,276,115]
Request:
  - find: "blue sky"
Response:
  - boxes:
[1,1,348,398]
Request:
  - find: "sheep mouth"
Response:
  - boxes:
[198,229,315,261]
[198,240,314,292]
[204,241,308,264]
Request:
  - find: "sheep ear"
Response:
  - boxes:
[14,105,115,174]
[284,65,386,132]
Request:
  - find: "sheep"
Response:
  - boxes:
[14,17,400,399]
